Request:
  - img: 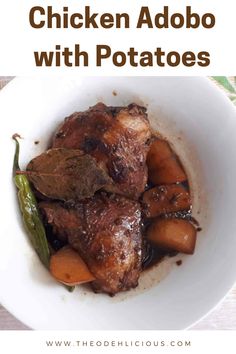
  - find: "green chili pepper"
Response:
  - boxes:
[12,135,75,292]
[12,135,50,268]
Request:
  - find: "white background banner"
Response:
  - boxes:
[0,0,235,75]
[0,330,236,354]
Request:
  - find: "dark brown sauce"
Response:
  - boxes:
[142,241,167,270]
[44,224,67,251]
[176,260,182,266]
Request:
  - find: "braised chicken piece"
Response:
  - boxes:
[52,103,151,199]
[39,193,142,296]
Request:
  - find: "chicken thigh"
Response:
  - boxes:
[39,193,142,295]
[52,103,151,199]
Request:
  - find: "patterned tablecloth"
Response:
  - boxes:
[0,77,236,330]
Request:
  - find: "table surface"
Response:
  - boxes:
[1,77,236,330]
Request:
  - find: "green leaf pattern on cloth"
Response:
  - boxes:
[212,77,236,103]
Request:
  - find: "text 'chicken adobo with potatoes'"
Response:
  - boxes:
[13,103,200,296]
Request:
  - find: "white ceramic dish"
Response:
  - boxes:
[0,76,236,330]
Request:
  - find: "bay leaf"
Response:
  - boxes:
[26,148,111,201]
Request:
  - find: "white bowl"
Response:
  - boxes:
[0,76,236,330]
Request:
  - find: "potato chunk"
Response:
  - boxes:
[147,218,197,254]
[147,139,173,168]
[50,246,95,285]
[142,184,191,218]
[147,139,187,185]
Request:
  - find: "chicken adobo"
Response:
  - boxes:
[18,102,199,296]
